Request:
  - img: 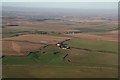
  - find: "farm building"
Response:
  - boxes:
[56,43,70,49]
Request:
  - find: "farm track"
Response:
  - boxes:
[70,47,117,54]
[3,65,117,70]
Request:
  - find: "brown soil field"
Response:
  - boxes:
[3,34,70,44]
[2,18,108,33]
[78,19,106,22]
[97,31,118,39]
[2,40,46,56]
[65,33,118,42]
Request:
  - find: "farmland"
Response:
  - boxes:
[3,34,70,44]
[2,37,118,78]
[2,3,118,78]
[2,34,70,56]
[2,40,45,56]
[64,37,118,53]
[2,45,69,65]
[2,44,118,78]
[3,65,118,78]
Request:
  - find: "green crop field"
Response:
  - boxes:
[69,49,118,68]
[65,37,118,53]
[3,65,118,78]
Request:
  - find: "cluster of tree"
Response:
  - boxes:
[7,24,19,26]
[35,18,61,21]
[31,31,48,34]
[51,31,61,34]
[65,31,81,34]
[2,26,5,28]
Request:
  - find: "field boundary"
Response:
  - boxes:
[70,47,117,54]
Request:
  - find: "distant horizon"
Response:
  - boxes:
[1,0,119,2]
[2,2,118,9]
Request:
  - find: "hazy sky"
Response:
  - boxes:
[3,2,118,9]
[1,0,119,2]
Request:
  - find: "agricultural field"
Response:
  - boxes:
[2,34,70,56]
[64,37,118,53]
[3,65,118,78]
[2,45,118,78]
[2,40,46,56]
[2,2,118,78]
[65,33,118,42]
[3,34,70,44]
